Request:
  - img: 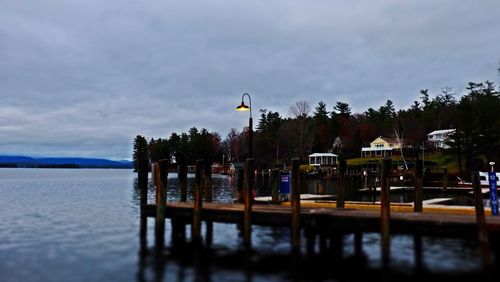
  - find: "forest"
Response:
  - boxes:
[134,79,500,176]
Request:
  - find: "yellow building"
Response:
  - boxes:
[361,136,400,158]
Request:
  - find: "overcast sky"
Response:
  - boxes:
[1,1,499,160]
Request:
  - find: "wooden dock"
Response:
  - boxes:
[136,157,500,279]
[142,202,500,238]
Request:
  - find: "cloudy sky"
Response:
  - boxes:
[1,1,499,160]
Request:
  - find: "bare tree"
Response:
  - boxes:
[394,128,408,170]
[289,101,311,160]
[289,101,311,118]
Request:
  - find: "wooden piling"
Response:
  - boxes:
[319,232,327,254]
[138,164,148,211]
[139,213,148,255]
[414,235,423,274]
[380,157,391,268]
[472,171,493,270]
[354,231,363,258]
[243,158,254,250]
[155,160,168,249]
[291,157,301,253]
[305,226,316,257]
[138,213,148,282]
[192,159,204,245]
[205,162,213,248]
[271,168,279,204]
[237,168,244,203]
[171,219,186,253]
[362,169,368,190]
[370,171,376,204]
[204,161,212,201]
[414,159,423,212]
[442,166,448,190]
[178,161,187,202]
[331,233,344,261]
[337,160,346,208]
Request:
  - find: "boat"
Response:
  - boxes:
[457,172,500,188]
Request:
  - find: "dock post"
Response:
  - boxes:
[192,159,204,245]
[138,163,148,212]
[442,166,448,190]
[362,169,368,190]
[155,160,168,250]
[414,234,423,275]
[237,168,244,203]
[139,212,148,256]
[337,159,346,208]
[171,218,186,251]
[271,168,279,204]
[414,159,423,212]
[291,157,301,254]
[319,232,327,254]
[204,161,213,248]
[204,161,212,201]
[354,231,363,258]
[243,158,254,250]
[370,171,376,204]
[380,157,391,269]
[472,171,493,271]
[331,233,344,262]
[179,161,187,202]
[138,212,148,282]
[305,226,316,257]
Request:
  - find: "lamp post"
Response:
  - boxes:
[236,93,253,158]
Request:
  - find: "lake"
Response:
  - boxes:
[0,168,486,281]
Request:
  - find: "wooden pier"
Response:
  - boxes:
[137,157,500,280]
[141,202,500,238]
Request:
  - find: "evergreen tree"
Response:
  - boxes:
[132,135,149,172]
[311,101,330,152]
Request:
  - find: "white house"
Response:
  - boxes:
[308,153,338,167]
[427,129,455,149]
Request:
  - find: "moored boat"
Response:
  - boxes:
[457,172,500,188]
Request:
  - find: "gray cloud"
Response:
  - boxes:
[1,0,499,159]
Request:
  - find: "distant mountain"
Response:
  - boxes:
[0,155,132,168]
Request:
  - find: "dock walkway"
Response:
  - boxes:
[142,202,500,238]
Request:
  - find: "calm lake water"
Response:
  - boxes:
[0,168,485,281]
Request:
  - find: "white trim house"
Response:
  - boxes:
[427,129,455,149]
[308,153,338,167]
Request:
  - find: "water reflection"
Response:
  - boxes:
[135,215,488,281]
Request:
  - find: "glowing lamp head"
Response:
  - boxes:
[236,101,250,112]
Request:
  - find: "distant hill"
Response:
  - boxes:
[0,155,132,168]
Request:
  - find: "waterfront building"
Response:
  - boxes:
[308,153,338,167]
[361,136,401,158]
[427,129,456,149]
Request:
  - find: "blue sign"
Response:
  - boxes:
[279,173,291,194]
[489,171,499,216]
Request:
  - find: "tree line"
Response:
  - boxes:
[134,79,500,175]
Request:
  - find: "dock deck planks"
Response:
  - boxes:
[143,202,500,238]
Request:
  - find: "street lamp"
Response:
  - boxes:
[236,93,253,158]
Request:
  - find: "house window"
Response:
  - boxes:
[376,144,384,148]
